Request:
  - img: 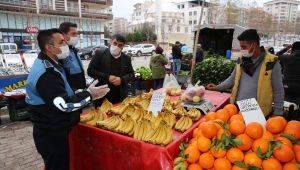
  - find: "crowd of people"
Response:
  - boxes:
[24,22,299,170]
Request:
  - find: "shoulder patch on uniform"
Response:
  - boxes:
[43,60,54,69]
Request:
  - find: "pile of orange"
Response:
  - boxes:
[174,104,300,170]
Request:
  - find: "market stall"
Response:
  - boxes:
[69,90,231,170]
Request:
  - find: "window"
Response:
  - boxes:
[185,27,188,33]
[10,45,16,50]
[169,26,172,32]
[3,45,9,50]
[194,20,197,24]
[189,11,193,16]
[182,13,184,17]
[181,4,184,8]
[178,5,180,9]
[194,11,197,16]
[177,20,180,23]
[177,26,180,32]
[172,19,175,23]
[189,20,192,25]
[144,45,152,48]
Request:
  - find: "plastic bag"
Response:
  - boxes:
[181,83,205,103]
[163,74,181,96]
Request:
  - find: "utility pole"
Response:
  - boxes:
[191,0,205,82]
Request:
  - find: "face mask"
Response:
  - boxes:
[56,45,70,59]
[67,36,79,46]
[240,44,254,58]
[110,45,122,58]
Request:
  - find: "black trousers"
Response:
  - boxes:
[33,126,70,170]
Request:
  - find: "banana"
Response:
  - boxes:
[133,121,140,139]
[148,126,161,142]
[110,104,128,115]
[156,126,167,145]
[173,107,187,117]
[162,127,173,145]
[187,108,201,121]
[175,116,184,130]
[80,110,96,123]
[98,99,113,114]
[86,110,101,126]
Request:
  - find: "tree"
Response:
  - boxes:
[140,22,157,42]
[125,33,133,42]
[132,30,142,42]
[224,1,240,24]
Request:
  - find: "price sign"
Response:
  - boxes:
[237,98,266,129]
[182,99,214,114]
[148,91,166,117]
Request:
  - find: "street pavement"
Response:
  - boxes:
[0,55,152,170]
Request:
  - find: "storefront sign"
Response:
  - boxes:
[148,91,166,117]
[237,98,266,129]
[25,26,39,34]
[0,75,28,92]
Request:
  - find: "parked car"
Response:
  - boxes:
[0,43,18,54]
[78,45,107,60]
[122,45,131,53]
[25,48,41,53]
[127,44,156,57]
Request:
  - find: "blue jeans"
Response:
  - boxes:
[154,78,164,90]
[172,59,181,75]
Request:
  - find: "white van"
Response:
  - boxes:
[0,43,18,54]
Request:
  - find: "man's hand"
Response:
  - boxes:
[111,77,121,86]
[87,80,110,100]
[206,84,220,91]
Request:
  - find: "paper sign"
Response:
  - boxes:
[182,99,214,114]
[148,91,166,117]
[237,98,267,129]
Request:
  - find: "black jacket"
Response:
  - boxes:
[172,46,182,59]
[28,54,91,133]
[87,48,134,102]
[276,48,300,86]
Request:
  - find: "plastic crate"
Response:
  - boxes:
[7,98,31,121]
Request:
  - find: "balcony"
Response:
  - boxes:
[67,0,112,6]
[82,8,113,20]
[0,0,36,13]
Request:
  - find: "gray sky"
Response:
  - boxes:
[112,0,269,20]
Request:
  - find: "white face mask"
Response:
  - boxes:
[67,36,79,46]
[240,44,254,58]
[57,45,70,59]
[110,45,122,58]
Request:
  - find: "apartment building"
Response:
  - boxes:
[113,17,128,35]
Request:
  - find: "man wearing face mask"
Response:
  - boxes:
[88,34,134,107]
[59,22,86,90]
[207,29,284,116]
[26,29,110,170]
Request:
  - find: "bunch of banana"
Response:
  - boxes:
[98,99,113,114]
[80,109,96,123]
[133,120,152,140]
[171,100,182,109]
[175,116,193,132]
[162,101,173,112]
[96,115,122,130]
[143,112,156,123]
[121,96,136,105]
[155,111,176,128]
[135,99,150,111]
[85,110,107,127]
[143,120,173,146]
[115,115,135,135]
[123,104,136,116]
[173,106,188,117]
[130,106,145,121]
[110,104,128,115]
[187,108,201,121]
[141,89,154,100]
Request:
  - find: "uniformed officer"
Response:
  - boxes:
[26,28,110,170]
[59,22,86,90]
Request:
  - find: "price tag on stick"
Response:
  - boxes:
[148,91,166,117]
[236,98,267,129]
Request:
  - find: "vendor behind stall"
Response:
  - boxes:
[25,29,110,170]
[207,29,284,116]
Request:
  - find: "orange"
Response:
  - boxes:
[213,158,232,170]
[244,152,262,167]
[205,112,216,121]
[284,121,300,140]
[294,144,300,152]
[252,138,269,154]
[199,152,214,169]
[232,165,247,170]
[216,128,231,141]
[224,104,238,117]
[213,119,223,130]
[229,120,246,136]
[266,116,287,134]
[262,130,274,141]
[295,149,300,163]
[210,146,227,158]
[226,148,244,163]
[236,134,253,151]
[185,146,201,163]
[189,140,198,148]
[229,114,244,124]
[201,122,218,139]
[273,144,295,163]
[174,157,188,167]
[188,163,203,170]
[283,163,299,170]
[276,136,293,149]
[262,158,282,170]
[197,136,211,152]
[193,128,199,138]
[215,109,230,122]
[245,122,263,139]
